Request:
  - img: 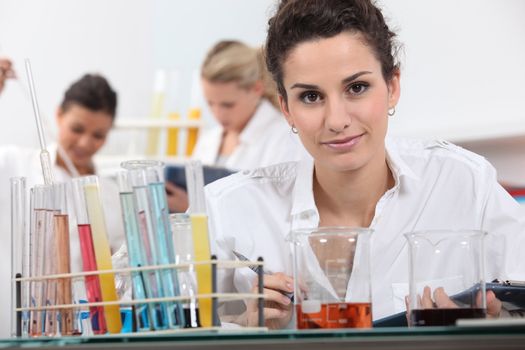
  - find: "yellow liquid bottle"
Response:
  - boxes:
[190,213,212,327]
[166,112,180,156]
[146,92,165,156]
[185,107,201,157]
[84,183,122,334]
[146,70,167,156]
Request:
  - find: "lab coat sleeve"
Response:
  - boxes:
[480,164,525,281]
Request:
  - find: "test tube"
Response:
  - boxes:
[144,163,185,327]
[71,178,107,334]
[10,177,28,337]
[185,160,212,327]
[121,160,182,329]
[73,176,122,334]
[170,213,200,328]
[29,185,53,337]
[117,170,151,331]
[42,186,58,337]
[52,182,75,335]
[121,162,167,329]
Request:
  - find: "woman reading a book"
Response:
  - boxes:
[166,40,303,212]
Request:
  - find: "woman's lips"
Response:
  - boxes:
[322,134,363,151]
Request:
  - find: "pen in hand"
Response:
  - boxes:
[232,250,294,301]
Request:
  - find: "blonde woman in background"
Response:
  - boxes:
[166,40,303,212]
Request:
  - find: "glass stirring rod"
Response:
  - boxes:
[24,59,54,185]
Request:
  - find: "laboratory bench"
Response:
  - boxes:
[1,324,525,350]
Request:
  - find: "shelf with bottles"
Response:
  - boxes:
[114,118,204,130]
[98,108,204,174]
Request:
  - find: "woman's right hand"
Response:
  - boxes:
[245,272,295,329]
[0,58,16,94]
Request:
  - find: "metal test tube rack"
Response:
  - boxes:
[12,257,267,336]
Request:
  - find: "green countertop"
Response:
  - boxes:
[2,323,525,350]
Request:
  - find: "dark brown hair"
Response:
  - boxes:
[60,74,117,119]
[265,0,399,101]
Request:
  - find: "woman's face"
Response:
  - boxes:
[280,32,400,173]
[202,79,263,133]
[56,104,113,169]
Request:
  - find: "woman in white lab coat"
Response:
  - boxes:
[205,0,525,329]
[192,40,301,169]
[166,40,303,211]
[0,73,125,336]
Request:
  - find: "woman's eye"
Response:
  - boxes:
[348,83,369,95]
[71,127,83,134]
[300,91,322,104]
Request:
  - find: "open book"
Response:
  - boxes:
[165,164,235,191]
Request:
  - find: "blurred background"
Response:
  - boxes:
[0,0,524,185]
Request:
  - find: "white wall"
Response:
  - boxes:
[382,0,525,141]
[0,0,156,148]
[153,0,275,115]
[0,0,524,175]
[0,0,276,151]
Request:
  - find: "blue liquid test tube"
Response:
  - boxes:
[122,161,169,330]
[117,171,151,331]
[122,160,185,329]
[146,166,185,328]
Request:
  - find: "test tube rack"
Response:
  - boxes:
[12,256,267,338]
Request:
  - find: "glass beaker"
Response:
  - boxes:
[289,227,372,329]
[405,230,487,326]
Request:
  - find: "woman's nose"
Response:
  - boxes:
[77,135,93,149]
[325,96,351,133]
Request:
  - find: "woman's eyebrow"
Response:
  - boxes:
[290,71,372,90]
[290,82,319,90]
[341,71,372,85]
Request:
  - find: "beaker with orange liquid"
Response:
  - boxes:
[288,227,373,329]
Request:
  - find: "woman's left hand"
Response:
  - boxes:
[420,286,502,318]
[482,290,502,318]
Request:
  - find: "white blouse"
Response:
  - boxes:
[191,99,304,170]
[205,137,525,322]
